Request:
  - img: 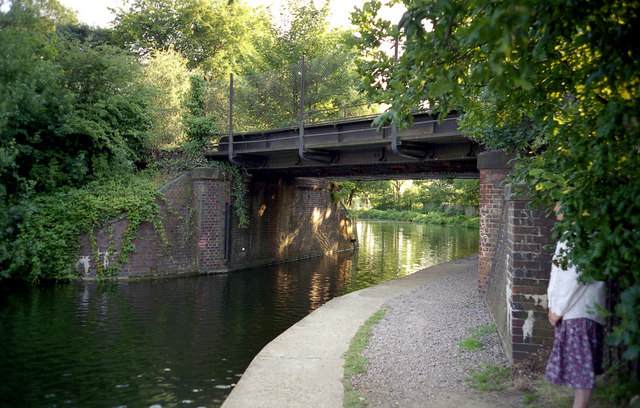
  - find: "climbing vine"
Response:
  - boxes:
[85,178,169,280]
[149,71,250,229]
[6,176,167,282]
[212,161,250,229]
[150,137,251,230]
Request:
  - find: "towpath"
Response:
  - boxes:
[222,254,528,407]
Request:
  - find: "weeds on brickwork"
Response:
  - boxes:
[213,161,250,228]
[149,139,250,229]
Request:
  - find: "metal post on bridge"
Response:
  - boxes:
[390,37,424,160]
[227,73,264,167]
[297,55,332,164]
[228,73,236,165]
[298,55,307,162]
[227,73,246,166]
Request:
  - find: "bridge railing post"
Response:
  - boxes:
[298,55,305,161]
[228,72,236,165]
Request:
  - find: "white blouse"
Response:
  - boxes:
[547,241,606,325]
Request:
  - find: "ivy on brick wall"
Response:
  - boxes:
[150,142,251,230]
[213,161,250,229]
[2,176,166,282]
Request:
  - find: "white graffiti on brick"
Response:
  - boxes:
[524,293,548,308]
[523,310,535,341]
[76,256,91,275]
[76,247,118,274]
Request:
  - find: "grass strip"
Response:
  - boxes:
[343,306,389,408]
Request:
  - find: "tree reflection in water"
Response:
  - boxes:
[0,220,478,408]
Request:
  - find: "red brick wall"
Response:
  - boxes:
[192,167,231,272]
[229,176,355,270]
[76,169,354,279]
[505,187,556,360]
[76,172,199,279]
[478,167,510,294]
[478,150,556,363]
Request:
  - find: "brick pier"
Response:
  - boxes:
[478,150,556,362]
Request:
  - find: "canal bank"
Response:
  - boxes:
[222,253,523,408]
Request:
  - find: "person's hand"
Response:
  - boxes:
[548,309,562,327]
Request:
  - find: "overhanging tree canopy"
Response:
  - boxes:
[353,0,639,358]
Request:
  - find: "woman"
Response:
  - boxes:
[545,204,606,408]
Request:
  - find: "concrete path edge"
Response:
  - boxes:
[221,254,479,408]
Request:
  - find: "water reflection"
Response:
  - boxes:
[0,221,477,408]
[343,221,479,292]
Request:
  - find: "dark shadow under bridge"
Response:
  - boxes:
[206,111,484,179]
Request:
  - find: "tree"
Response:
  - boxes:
[353,0,639,358]
[57,39,154,170]
[183,73,219,146]
[221,0,375,131]
[112,0,266,78]
[337,180,358,207]
[2,0,78,27]
[1,1,74,197]
[143,47,192,148]
[262,0,333,64]
[2,2,154,196]
[339,179,478,212]
[56,23,115,45]
[1,1,157,280]
[339,180,392,209]
[451,180,479,208]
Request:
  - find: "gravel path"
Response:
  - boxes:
[349,260,528,407]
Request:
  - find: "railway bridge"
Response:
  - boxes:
[203,111,555,363]
[206,111,483,179]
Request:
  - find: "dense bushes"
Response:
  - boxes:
[0,0,358,282]
[0,7,154,198]
[0,3,162,282]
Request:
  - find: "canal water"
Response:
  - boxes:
[0,221,478,408]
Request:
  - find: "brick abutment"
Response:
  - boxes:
[76,168,355,279]
[478,150,555,362]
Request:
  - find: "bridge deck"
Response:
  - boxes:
[205,112,483,179]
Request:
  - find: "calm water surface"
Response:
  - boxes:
[0,221,478,408]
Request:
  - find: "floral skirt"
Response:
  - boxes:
[544,318,604,389]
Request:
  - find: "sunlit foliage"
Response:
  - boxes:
[143,47,192,148]
[1,1,156,281]
[112,0,270,78]
[339,179,478,212]
[353,0,640,358]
